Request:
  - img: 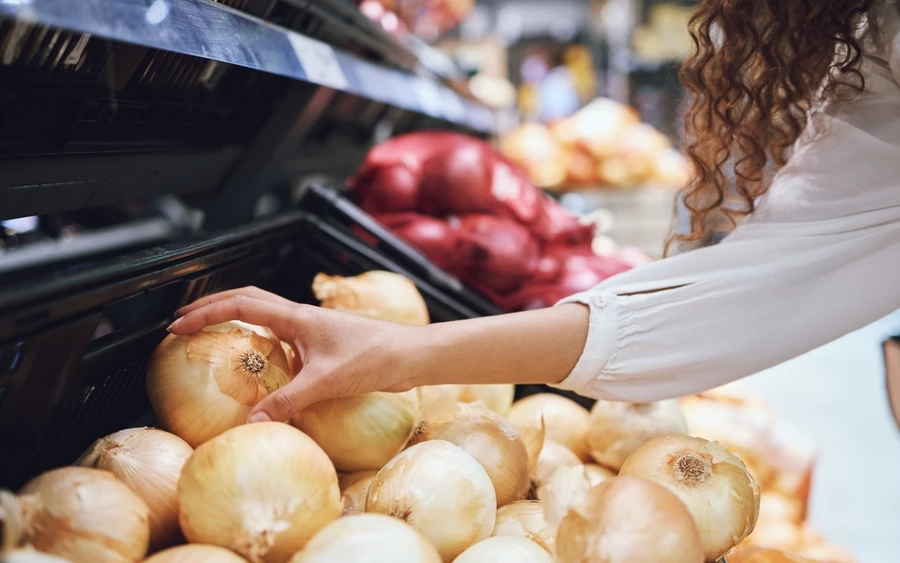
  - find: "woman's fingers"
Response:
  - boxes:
[168,295,303,341]
[248,372,326,423]
[175,286,292,317]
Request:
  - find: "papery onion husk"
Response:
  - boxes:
[584,464,616,485]
[292,390,420,473]
[289,513,442,563]
[147,321,291,447]
[452,536,554,563]
[508,394,591,461]
[619,435,760,561]
[312,271,430,326]
[0,467,150,563]
[555,476,704,563]
[519,418,546,474]
[75,427,193,550]
[529,440,581,498]
[366,440,496,562]
[491,501,555,553]
[536,465,592,528]
[410,407,529,506]
[586,400,688,470]
[439,384,516,416]
[338,471,378,516]
[178,422,341,563]
[144,544,249,562]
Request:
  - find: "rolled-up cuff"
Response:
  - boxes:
[549,291,620,398]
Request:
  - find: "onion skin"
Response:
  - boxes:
[555,476,703,563]
[508,394,590,461]
[584,464,616,485]
[492,501,555,553]
[143,545,249,562]
[451,536,554,563]
[292,391,420,473]
[2,467,150,563]
[440,384,516,416]
[619,435,760,561]
[312,271,430,326]
[290,514,442,563]
[75,427,193,551]
[338,471,378,516]
[178,422,342,563]
[1,549,74,562]
[531,440,581,495]
[586,400,687,470]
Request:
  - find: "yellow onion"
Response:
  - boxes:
[438,384,516,416]
[491,501,555,553]
[147,321,291,447]
[519,419,546,474]
[410,407,529,506]
[312,271,429,325]
[452,536,553,563]
[291,391,420,473]
[290,514,442,563]
[366,440,496,562]
[530,440,581,498]
[586,400,687,470]
[338,471,378,515]
[536,465,592,527]
[0,467,150,563]
[508,394,590,461]
[619,435,760,561]
[144,544,249,562]
[75,427,192,550]
[584,464,616,485]
[555,476,703,563]
[178,422,341,563]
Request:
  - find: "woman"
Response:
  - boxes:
[169,0,900,424]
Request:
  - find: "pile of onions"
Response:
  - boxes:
[437,384,516,416]
[312,271,430,326]
[492,501,555,553]
[75,427,193,550]
[410,406,529,506]
[555,476,704,563]
[508,394,590,461]
[147,321,292,447]
[585,400,687,470]
[537,465,593,527]
[338,471,378,515]
[530,440,581,497]
[0,467,150,562]
[366,440,496,561]
[178,422,342,563]
[144,544,249,562]
[619,435,760,561]
[291,390,420,472]
[452,536,553,563]
[290,514,441,563]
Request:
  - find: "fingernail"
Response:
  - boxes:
[248,412,271,423]
[166,318,182,332]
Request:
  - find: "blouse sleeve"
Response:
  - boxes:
[553,37,900,403]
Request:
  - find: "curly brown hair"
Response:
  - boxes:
[668,0,876,253]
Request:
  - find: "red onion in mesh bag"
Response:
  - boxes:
[456,214,539,294]
[374,212,462,271]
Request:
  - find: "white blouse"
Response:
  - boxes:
[554,5,900,402]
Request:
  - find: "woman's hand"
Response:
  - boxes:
[168,287,419,423]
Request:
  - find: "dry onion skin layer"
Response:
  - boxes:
[291,390,420,473]
[0,467,150,563]
[586,400,688,470]
[178,422,342,563]
[312,271,430,326]
[147,321,291,448]
[75,427,193,551]
[529,439,581,499]
[507,393,591,461]
[491,500,555,554]
[410,406,530,506]
[452,536,554,563]
[337,471,378,516]
[619,435,761,561]
[289,513,442,563]
[143,544,249,563]
[366,440,496,563]
[556,476,704,563]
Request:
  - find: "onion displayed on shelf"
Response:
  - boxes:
[438,384,516,416]
[492,500,555,553]
[178,422,342,563]
[312,271,430,326]
[585,400,687,470]
[147,321,292,447]
[75,427,193,551]
[338,471,378,516]
[290,514,441,563]
[536,465,592,527]
[410,405,529,506]
[291,390,420,473]
[619,435,761,561]
[0,467,150,563]
[530,440,582,497]
[144,544,249,562]
[366,440,496,562]
[452,536,554,563]
[555,476,704,563]
[508,394,591,461]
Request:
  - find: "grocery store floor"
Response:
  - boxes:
[736,310,900,563]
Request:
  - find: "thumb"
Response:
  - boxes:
[247,375,324,423]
